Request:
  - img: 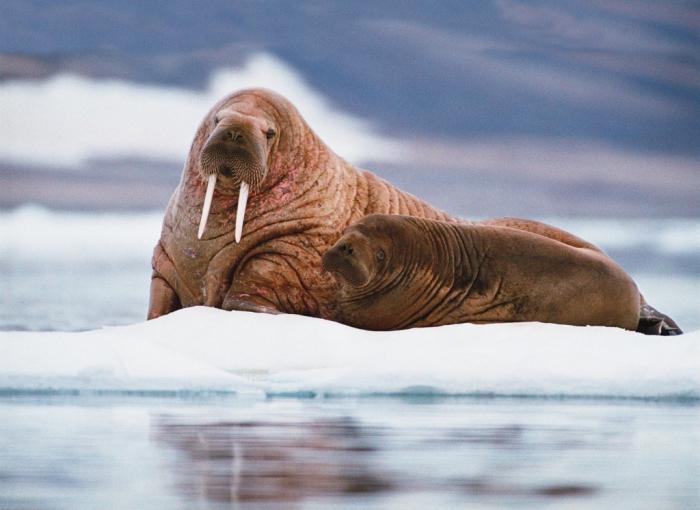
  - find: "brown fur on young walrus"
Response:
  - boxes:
[147,88,681,335]
[323,214,641,331]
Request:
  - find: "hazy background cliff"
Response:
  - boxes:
[1,0,698,217]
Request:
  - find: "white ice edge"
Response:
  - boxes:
[1,307,698,399]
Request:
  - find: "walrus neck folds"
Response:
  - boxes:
[383,219,485,329]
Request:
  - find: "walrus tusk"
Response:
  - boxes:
[198,174,217,239]
[235,181,249,243]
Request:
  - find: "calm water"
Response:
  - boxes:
[1,396,698,510]
[1,210,699,508]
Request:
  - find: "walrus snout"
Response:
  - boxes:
[206,126,250,150]
[198,127,264,242]
[202,132,252,176]
[321,242,348,273]
[322,237,370,285]
[200,122,268,185]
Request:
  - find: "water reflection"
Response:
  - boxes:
[153,413,604,507]
[155,416,392,505]
[1,399,696,509]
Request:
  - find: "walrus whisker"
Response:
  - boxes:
[235,181,249,243]
[198,174,217,239]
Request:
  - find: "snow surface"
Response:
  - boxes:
[1,307,698,400]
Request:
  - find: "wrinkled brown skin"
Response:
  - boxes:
[323,214,641,331]
[148,88,454,320]
[148,88,672,329]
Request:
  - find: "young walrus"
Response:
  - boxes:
[322,214,641,331]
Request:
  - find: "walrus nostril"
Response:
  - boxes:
[223,130,243,143]
[339,243,353,255]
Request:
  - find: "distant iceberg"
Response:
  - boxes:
[0,53,402,167]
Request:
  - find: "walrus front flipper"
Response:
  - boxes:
[637,303,683,336]
[222,293,282,315]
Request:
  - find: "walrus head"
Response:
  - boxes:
[322,215,407,289]
[322,230,378,287]
[323,215,452,329]
[196,91,283,241]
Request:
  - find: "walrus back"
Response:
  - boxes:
[446,222,642,330]
[357,170,456,223]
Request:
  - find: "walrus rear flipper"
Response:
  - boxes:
[637,303,683,336]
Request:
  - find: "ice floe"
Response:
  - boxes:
[1,307,697,400]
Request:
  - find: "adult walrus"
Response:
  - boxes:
[322,214,641,331]
[148,88,681,334]
[148,88,453,319]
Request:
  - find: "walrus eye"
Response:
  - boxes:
[376,249,385,262]
[213,116,220,126]
[266,127,276,140]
